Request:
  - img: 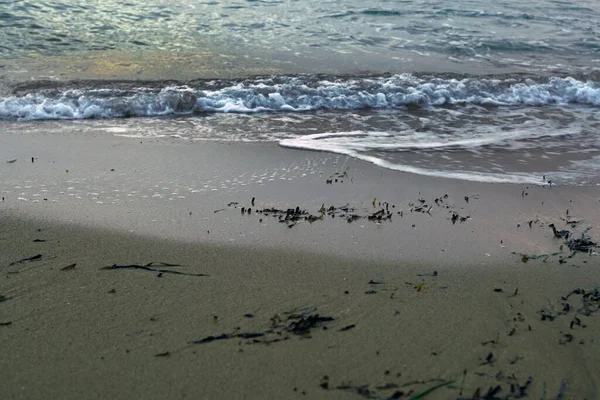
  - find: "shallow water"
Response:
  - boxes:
[1,0,600,185]
[2,0,600,74]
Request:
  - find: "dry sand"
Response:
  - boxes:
[1,128,600,399]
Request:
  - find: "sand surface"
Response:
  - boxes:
[1,128,600,399]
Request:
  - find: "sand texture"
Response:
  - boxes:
[1,129,600,399]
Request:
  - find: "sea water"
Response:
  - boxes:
[1,0,600,185]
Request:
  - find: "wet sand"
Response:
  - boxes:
[1,128,600,399]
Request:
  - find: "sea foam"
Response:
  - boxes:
[1,74,598,120]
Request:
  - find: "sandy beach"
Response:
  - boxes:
[1,128,600,399]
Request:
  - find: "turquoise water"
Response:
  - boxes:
[1,0,600,184]
[2,0,600,74]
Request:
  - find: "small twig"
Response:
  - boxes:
[101,263,208,277]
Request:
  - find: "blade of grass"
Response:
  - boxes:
[409,381,454,400]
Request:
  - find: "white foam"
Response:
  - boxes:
[279,131,548,184]
[279,126,580,152]
[1,75,599,120]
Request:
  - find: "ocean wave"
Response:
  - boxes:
[1,74,599,120]
[277,127,580,152]
[279,132,544,184]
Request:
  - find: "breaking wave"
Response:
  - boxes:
[1,74,599,120]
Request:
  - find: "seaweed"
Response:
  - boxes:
[191,332,265,344]
[547,224,598,254]
[565,236,597,253]
[227,191,475,231]
[339,324,356,332]
[549,224,570,240]
[101,262,207,277]
[287,314,334,334]
[9,254,42,266]
[191,307,338,347]
[332,378,452,400]
[519,252,563,264]
[451,212,470,225]
[191,333,230,344]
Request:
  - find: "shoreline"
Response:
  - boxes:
[1,128,599,263]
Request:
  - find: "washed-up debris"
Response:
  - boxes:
[457,376,533,400]
[509,355,524,365]
[253,204,363,226]
[339,324,356,332]
[335,383,378,399]
[518,252,563,264]
[6,159,17,163]
[286,313,335,335]
[347,214,362,223]
[61,263,77,271]
[154,351,170,357]
[544,223,598,255]
[565,234,597,253]
[558,332,574,345]
[549,224,570,240]
[229,192,472,228]
[192,307,340,347]
[192,334,229,344]
[561,288,600,316]
[0,294,8,303]
[333,378,451,400]
[368,208,393,222]
[481,335,500,347]
[191,332,265,344]
[326,167,350,184]
[411,204,432,215]
[451,212,470,225]
[538,287,599,346]
[569,316,586,329]
[0,321,12,326]
[9,254,42,266]
[538,308,557,321]
[480,352,496,365]
[561,214,584,228]
[101,262,207,277]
